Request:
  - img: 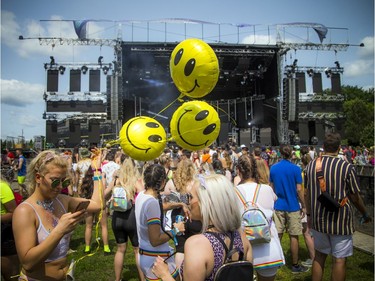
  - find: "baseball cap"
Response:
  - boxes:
[240,144,247,149]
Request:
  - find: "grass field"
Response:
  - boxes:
[68,218,374,281]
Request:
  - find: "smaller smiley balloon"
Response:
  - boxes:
[119,116,166,161]
[170,101,221,151]
[170,38,219,99]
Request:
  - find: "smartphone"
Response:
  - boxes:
[75,201,90,212]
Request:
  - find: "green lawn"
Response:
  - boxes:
[68,218,374,281]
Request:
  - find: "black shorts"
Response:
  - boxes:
[111,206,139,247]
[1,223,17,256]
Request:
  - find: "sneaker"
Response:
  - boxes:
[291,264,309,274]
[301,259,313,267]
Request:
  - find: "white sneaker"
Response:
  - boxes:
[301,259,313,267]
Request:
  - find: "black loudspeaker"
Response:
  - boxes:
[70,69,81,92]
[46,120,58,146]
[312,72,323,94]
[122,99,136,122]
[47,70,59,92]
[331,73,341,94]
[282,78,298,122]
[88,119,100,144]
[296,72,306,93]
[89,69,101,92]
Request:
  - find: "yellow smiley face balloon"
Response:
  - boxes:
[119,116,166,161]
[170,101,221,151]
[170,38,219,99]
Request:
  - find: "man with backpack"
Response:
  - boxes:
[305,133,371,281]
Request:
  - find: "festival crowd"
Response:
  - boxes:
[0,132,372,281]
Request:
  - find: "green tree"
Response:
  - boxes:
[342,86,374,146]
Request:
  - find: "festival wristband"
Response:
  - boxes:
[92,175,102,181]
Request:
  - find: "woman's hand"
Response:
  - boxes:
[54,210,86,235]
[152,256,172,280]
[173,220,185,233]
[181,203,191,221]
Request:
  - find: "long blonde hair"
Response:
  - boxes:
[115,157,141,200]
[195,174,241,233]
[173,159,196,193]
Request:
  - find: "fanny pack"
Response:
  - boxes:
[316,157,347,212]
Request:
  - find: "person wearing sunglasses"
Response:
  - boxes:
[152,173,252,281]
[12,149,104,281]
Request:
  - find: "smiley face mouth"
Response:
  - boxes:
[186,79,200,94]
[177,109,209,147]
[126,118,151,153]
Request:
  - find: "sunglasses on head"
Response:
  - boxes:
[50,178,71,189]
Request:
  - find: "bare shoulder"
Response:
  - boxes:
[185,234,211,251]
[13,201,36,224]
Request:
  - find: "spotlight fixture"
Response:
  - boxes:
[81,65,88,74]
[325,68,332,78]
[58,66,66,75]
[307,69,314,77]
[334,61,341,68]
[102,66,109,75]
[98,56,103,66]
[44,63,48,70]
[50,56,55,67]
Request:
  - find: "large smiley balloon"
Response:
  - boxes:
[119,116,166,161]
[170,38,219,99]
[170,101,221,151]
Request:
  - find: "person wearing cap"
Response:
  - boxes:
[239,144,249,157]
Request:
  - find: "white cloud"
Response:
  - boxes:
[241,34,277,45]
[344,36,374,78]
[358,36,374,59]
[1,79,44,106]
[1,11,109,60]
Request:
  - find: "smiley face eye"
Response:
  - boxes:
[195,110,209,121]
[184,59,196,76]
[174,48,184,66]
[148,135,162,142]
[203,124,216,135]
[146,122,160,128]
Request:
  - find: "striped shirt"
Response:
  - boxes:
[305,155,361,235]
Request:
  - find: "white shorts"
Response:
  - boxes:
[311,229,353,258]
[256,267,279,277]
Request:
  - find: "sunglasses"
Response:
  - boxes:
[50,178,71,189]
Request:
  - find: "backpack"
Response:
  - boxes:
[208,232,253,281]
[110,186,132,212]
[235,184,272,245]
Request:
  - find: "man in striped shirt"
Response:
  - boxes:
[305,132,371,281]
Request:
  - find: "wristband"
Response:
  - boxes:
[93,175,102,181]
[92,168,102,172]
[170,228,179,246]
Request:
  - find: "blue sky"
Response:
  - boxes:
[1,0,374,141]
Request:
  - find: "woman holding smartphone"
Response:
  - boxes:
[13,149,104,281]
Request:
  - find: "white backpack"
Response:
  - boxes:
[110,186,132,212]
